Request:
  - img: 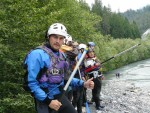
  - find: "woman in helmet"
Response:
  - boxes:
[84,48,105,111]
[72,43,87,113]
[23,23,94,113]
[60,34,73,52]
[64,34,73,46]
[62,34,78,102]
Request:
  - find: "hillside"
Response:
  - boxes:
[122,5,150,34]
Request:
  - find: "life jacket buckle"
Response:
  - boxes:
[50,68,60,75]
[88,71,98,78]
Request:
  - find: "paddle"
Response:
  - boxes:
[51,47,88,113]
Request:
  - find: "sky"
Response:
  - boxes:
[85,0,150,12]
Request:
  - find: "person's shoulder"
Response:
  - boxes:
[77,52,82,59]
[31,48,46,54]
[28,48,49,58]
[77,52,82,56]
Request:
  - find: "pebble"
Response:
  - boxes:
[85,79,150,113]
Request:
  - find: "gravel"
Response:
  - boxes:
[84,79,150,113]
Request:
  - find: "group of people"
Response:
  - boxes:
[116,73,120,78]
[23,23,104,113]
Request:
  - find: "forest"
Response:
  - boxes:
[122,5,150,34]
[0,0,150,113]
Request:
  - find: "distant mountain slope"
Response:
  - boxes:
[122,5,150,34]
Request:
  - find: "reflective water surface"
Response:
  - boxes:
[104,58,150,91]
[87,59,150,113]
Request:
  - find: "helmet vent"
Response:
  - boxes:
[53,27,58,29]
[47,23,67,37]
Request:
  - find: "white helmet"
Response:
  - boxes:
[78,44,87,50]
[47,23,67,38]
[84,59,95,67]
[64,34,72,44]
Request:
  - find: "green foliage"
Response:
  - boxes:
[0,0,100,112]
[122,5,150,34]
[0,93,35,113]
[101,38,150,71]
[0,0,150,113]
[91,0,141,39]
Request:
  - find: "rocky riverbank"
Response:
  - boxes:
[85,79,150,113]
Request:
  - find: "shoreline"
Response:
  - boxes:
[86,79,150,113]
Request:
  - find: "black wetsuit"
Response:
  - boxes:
[35,95,77,113]
[88,71,102,108]
[72,72,84,113]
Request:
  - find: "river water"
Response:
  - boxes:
[104,58,150,91]
[86,58,150,113]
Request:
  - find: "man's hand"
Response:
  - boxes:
[83,77,94,89]
[95,63,100,66]
[101,75,105,80]
[49,100,62,111]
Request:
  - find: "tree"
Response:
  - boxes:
[0,0,101,112]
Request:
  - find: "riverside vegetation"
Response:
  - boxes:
[0,0,150,113]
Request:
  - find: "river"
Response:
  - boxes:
[104,58,150,90]
[86,58,150,113]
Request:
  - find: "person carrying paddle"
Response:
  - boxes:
[23,23,94,113]
[72,43,87,113]
[84,48,105,111]
[60,34,79,102]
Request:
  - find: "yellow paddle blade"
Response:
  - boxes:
[60,45,73,52]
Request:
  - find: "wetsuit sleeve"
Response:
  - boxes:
[24,50,50,102]
[70,78,84,87]
[77,53,82,60]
